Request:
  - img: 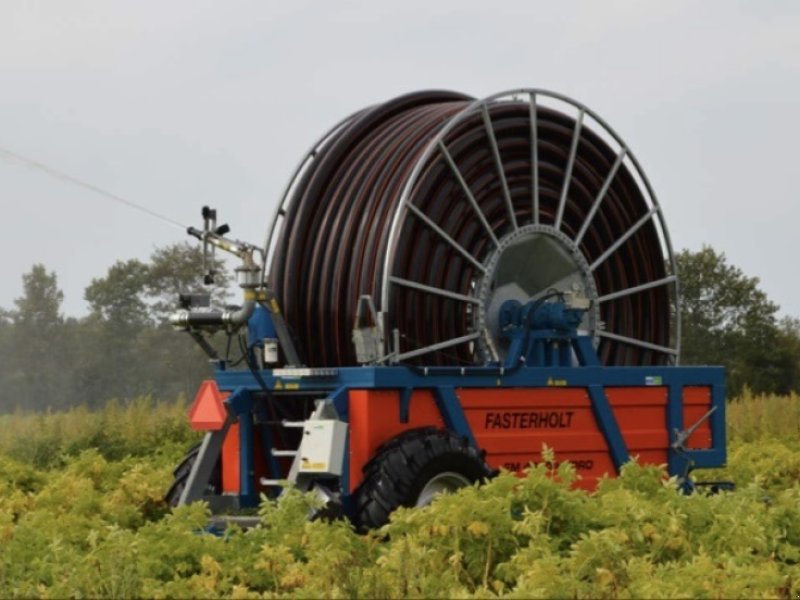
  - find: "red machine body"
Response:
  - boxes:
[191,382,714,495]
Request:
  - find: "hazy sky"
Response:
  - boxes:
[2,1,799,317]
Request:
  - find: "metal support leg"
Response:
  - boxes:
[587,385,630,473]
[178,423,230,506]
[433,386,477,447]
[503,333,526,369]
[558,341,572,367]
[667,384,691,488]
[573,336,601,366]
[399,387,413,423]
[239,409,256,506]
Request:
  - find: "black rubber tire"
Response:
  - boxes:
[164,443,222,507]
[353,427,493,530]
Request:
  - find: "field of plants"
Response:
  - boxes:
[0,392,799,598]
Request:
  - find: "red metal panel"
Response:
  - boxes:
[220,424,285,495]
[682,386,713,449]
[348,390,444,492]
[222,423,240,493]
[346,385,711,493]
[461,388,613,490]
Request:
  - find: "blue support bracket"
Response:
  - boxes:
[326,385,352,513]
[328,386,349,420]
[668,379,727,489]
[340,429,353,515]
[709,380,727,464]
[432,386,477,447]
[666,385,688,481]
[587,384,630,473]
[573,336,600,367]
[399,387,413,423]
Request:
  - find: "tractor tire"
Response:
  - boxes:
[353,427,493,530]
[164,443,222,507]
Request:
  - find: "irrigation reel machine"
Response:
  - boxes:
[166,89,727,529]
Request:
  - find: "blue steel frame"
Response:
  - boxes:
[214,361,727,510]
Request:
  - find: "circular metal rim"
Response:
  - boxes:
[261,108,368,284]
[379,88,681,365]
[414,471,471,507]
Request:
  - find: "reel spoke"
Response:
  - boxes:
[597,330,678,356]
[574,147,627,247]
[389,276,481,304]
[438,140,499,248]
[598,275,677,303]
[555,109,584,231]
[589,206,660,273]
[404,202,488,273]
[529,93,540,225]
[396,332,481,362]
[481,104,518,231]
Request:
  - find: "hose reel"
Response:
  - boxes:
[265,89,679,367]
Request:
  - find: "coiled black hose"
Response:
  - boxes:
[269,91,671,367]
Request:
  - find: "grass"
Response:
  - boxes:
[0,396,199,470]
[726,389,800,443]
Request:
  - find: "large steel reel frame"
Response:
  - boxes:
[264,89,681,367]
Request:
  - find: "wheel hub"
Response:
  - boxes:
[476,224,599,361]
[415,471,471,507]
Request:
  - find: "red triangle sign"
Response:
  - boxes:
[188,380,228,431]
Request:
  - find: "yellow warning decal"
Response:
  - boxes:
[302,462,327,470]
[547,377,568,387]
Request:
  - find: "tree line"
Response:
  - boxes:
[0,243,230,412]
[0,244,797,412]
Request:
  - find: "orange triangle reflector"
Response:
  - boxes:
[188,380,228,431]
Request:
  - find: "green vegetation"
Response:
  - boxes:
[0,395,798,598]
[677,247,800,396]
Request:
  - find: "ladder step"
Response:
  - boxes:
[259,478,286,487]
[271,449,298,457]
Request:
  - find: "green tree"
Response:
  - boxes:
[0,309,13,409]
[13,264,64,329]
[140,242,232,400]
[85,259,151,328]
[83,243,231,326]
[4,265,69,410]
[145,242,231,323]
[677,246,795,395]
[772,317,800,395]
[79,259,150,405]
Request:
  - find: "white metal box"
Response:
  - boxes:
[297,419,348,476]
